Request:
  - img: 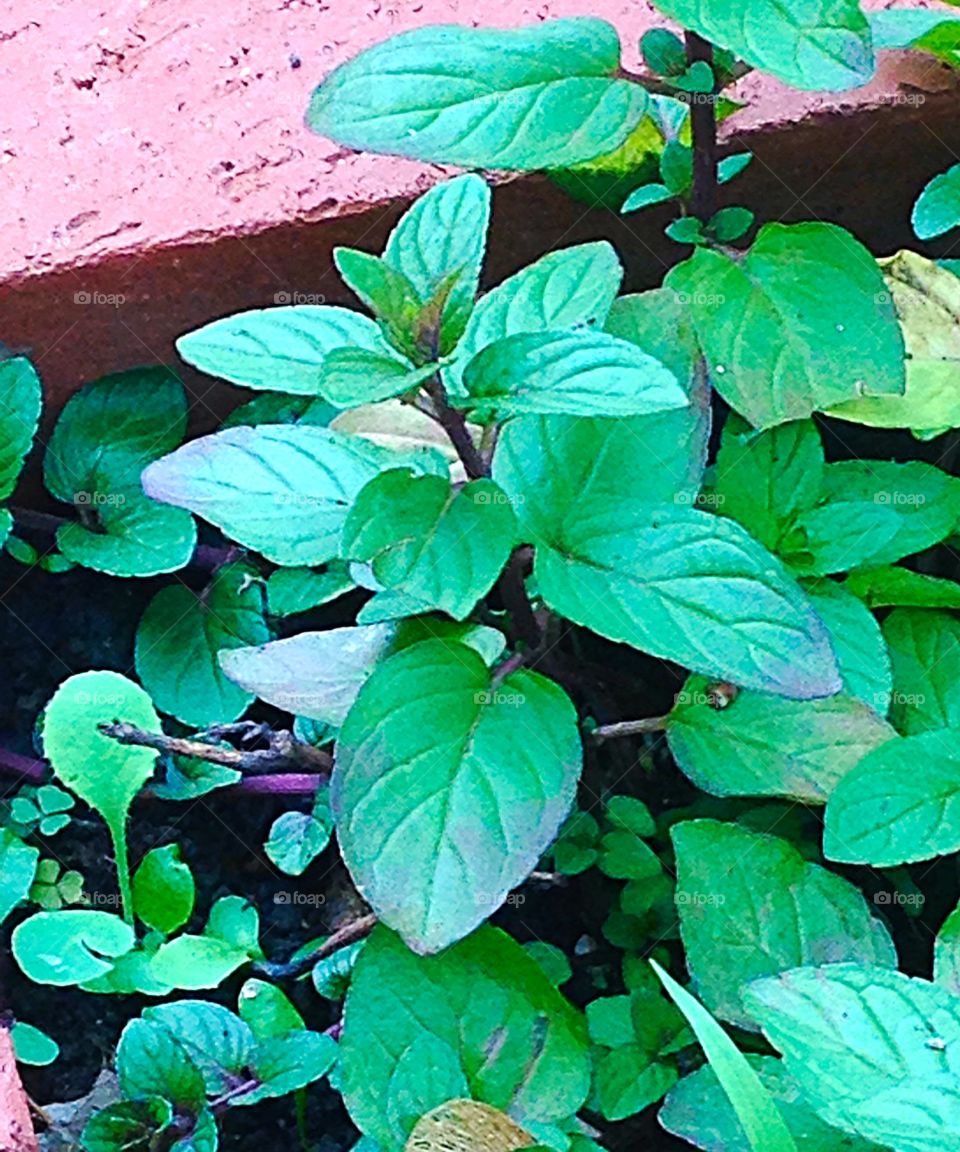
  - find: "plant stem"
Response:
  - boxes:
[256,912,378,979]
[685,31,719,222]
[497,548,542,650]
[591,715,669,742]
[422,378,488,480]
[111,825,135,926]
[99,722,332,776]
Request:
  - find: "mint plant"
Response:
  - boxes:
[4,3,960,1150]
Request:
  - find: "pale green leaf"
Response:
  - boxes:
[665,224,904,429]
[845,566,960,610]
[177,305,389,394]
[12,910,135,986]
[321,349,438,409]
[666,676,896,803]
[914,163,960,240]
[0,357,41,499]
[307,19,648,171]
[672,821,895,1030]
[339,925,590,1147]
[333,640,581,952]
[0,828,38,926]
[804,582,892,710]
[883,608,960,733]
[534,500,840,698]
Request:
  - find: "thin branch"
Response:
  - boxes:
[421,378,488,480]
[255,912,378,979]
[685,31,719,222]
[0,747,46,785]
[496,548,542,650]
[591,715,669,743]
[100,722,332,776]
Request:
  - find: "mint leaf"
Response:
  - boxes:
[782,461,960,575]
[13,910,135,986]
[177,305,388,394]
[666,224,904,429]
[661,1056,883,1152]
[320,349,438,409]
[381,174,491,351]
[914,163,960,240]
[333,640,581,952]
[652,0,873,89]
[136,562,270,728]
[142,425,438,566]
[0,357,41,499]
[444,241,622,394]
[746,966,960,1152]
[714,418,824,552]
[805,582,892,710]
[845,566,960,610]
[883,608,960,733]
[307,19,647,170]
[827,252,960,439]
[666,676,895,803]
[462,329,685,420]
[339,925,590,1147]
[824,730,960,865]
[342,471,516,620]
[219,621,504,728]
[534,500,840,698]
[673,821,895,1029]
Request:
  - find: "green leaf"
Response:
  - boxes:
[117,1017,207,1108]
[222,390,338,429]
[342,471,516,620]
[177,305,389,393]
[718,153,753,184]
[321,349,439,409]
[660,1056,883,1152]
[660,140,693,195]
[136,562,270,728]
[709,206,755,243]
[239,1031,338,1105]
[238,978,304,1040]
[804,582,892,710]
[81,1097,175,1152]
[307,19,648,171]
[845,565,960,610]
[746,966,960,1152]
[330,400,462,468]
[0,828,38,926]
[666,217,705,246]
[206,894,261,955]
[621,183,674,213]
[534,500,840,698]
[651,961,799,1152]
[883,608,960,733]
[267,563,354,616]
[666,676,896,804]
[934,903,960,995]
[42,671,160,920]
[11,1022,59,1066]
[143,424,437,566]
[138,1000,256,1097]
[333,640,581,953]
[672,821,895,1029]
[12,910,135,986]
[264,800,333,876]
[44,368,197,577]
[148,935,251,990]
[826,252,960,439]
[654,0,872,89]
[335,248,422,345]
[339,925,590,1148]
[0,357,41,499]
[444,241,623,394]
[54,490,197,578]
[781,461,960,576]
[462,329,685,420]
[493,288,710,528]
[824,729,960,865]
[132,845,196,935]
[665,223,904,429]
[220,619,505,727]
[714,418,824,552]
[594,1047,676,1121]
[914,162,960,240]
[641,28,687,76]
[872,7,960,57]
[381,174,492,351]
